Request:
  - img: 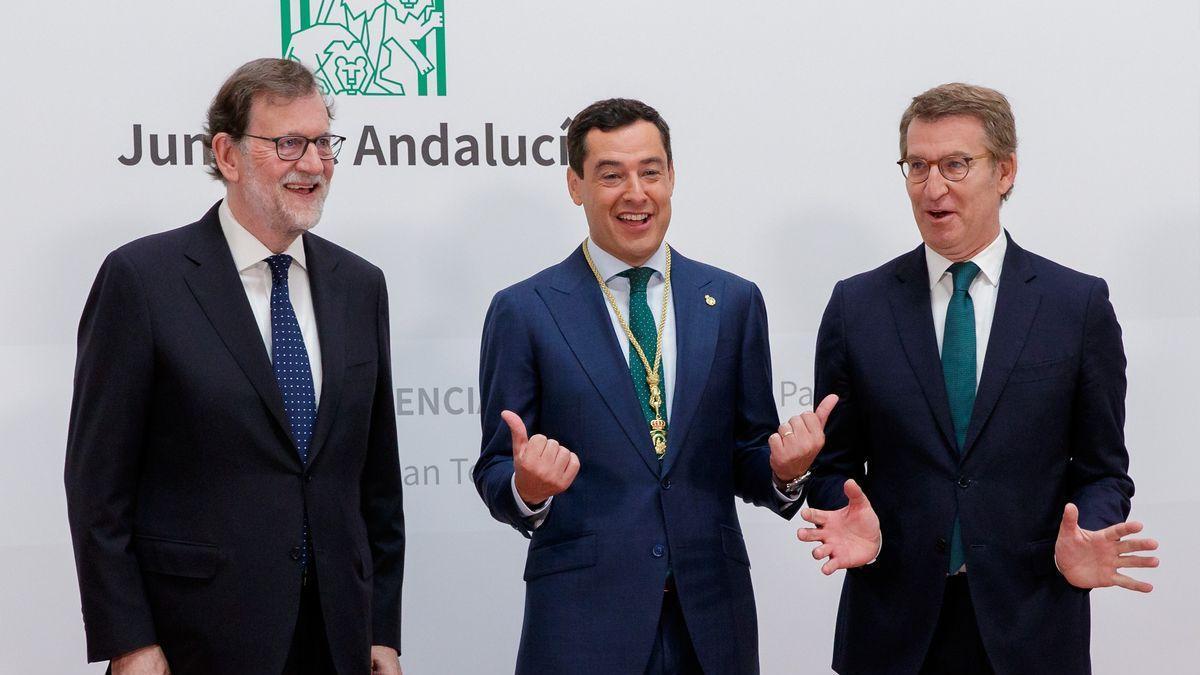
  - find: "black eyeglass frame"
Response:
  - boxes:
[896,152,992,183]
[242,133,347,161]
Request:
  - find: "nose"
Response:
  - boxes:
[923,165,950,200]
[295,140,326,174]
[623,175,647,202]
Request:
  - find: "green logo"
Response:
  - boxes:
[281,1,447,96]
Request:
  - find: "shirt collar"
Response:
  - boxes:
[586,237,668,283]
[218,199,307,273]
[924,228,1007,289]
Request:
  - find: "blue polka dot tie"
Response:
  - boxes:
[266,254,317,572]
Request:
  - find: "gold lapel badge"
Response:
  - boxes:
[704,294,717,307]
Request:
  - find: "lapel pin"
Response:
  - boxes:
[704,294,717,307]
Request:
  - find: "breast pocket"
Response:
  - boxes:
[344,354,378,384]
[1007,355,1075,384]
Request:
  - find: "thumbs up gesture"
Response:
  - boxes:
[502,410,581,507]
[769,394,839,482]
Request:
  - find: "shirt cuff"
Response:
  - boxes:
[511,473,551,528]
[773,484,802,503]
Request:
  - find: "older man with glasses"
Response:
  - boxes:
[795,82,1159,674]
[65,58,405,675]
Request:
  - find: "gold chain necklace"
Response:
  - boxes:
[582,239,672,458]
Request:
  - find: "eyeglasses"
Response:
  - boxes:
[897,153,991,183]
[243,134,347,161]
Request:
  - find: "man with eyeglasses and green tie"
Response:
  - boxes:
[795,83,1159,674]
[65,58,405,675]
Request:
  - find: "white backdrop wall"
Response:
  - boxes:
[3,1,1198,672]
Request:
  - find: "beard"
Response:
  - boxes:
[240,160,330,237]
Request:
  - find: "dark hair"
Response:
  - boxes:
[567,98,672,176]
[203,58,332,181]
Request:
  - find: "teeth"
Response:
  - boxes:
[618,214,648,222]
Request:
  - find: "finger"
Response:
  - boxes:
[796,527,827,543]
[563,452,581,483]
[1118,538,1159,554]
[798,411,823,437]
[814,394,839,425]
[526,434,548,460]
[1106,520,1144,540]
[552,444,572,472]
[1112,572,1153,593]
[768,432,784,457]
[500,410,528,454]
[1116,554,1160,569]
[843,479,867,506]
[1059,503,1079,535]
[821,556,842,576]
[800,507,830,526]
[778,422,792,438]
[544,439,560,462]
[812,544,832,561]
[786,416,804,441]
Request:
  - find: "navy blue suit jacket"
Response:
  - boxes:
[64,202,405,674]
[808,234,1133,675]
[474,246,796,674]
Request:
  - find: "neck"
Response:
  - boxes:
[936,225,1001,262]
[225,189,300,254]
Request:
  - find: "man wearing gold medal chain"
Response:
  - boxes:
[474,98,837,674]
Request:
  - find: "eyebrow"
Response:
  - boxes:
[593,157,666,169]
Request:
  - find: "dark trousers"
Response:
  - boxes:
[645,580,703,675]
[282,573,337,675]
[920,575,995,675]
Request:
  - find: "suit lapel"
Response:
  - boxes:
[661,253,721,478]
[961,235,1040,458]
[182,204,295,455]
[303,235,346,468]
[538,247,662,476]
[886,245,958,455]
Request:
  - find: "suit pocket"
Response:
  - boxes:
[344,355,378,383]
[1023,538,1057,578]
[523,532,597,581]
[133,535,222,580]
[720,525,751,568]
[1008,356,1074,384]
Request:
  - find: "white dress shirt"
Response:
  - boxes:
[926,229,1007,387]
[218,200,323,401]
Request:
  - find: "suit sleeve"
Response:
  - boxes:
[731,283,800,518]
[474,289,540,537]
[362,269,405,651]
[64,250,159,662]
[1066,278,1134,530]
[806,281,866,510]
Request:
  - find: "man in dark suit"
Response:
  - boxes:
[64,59,405,675]
[797,83,1159,674]
[474,98,837,674]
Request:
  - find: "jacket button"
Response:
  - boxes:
[936,537,948,553]
[651,544,665,558]
[304,473,313,483]
[289,547,302,561]
[661,478,672,490]
[957,476,971,489]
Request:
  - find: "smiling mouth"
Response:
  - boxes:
[285,183,318,195]
[928,210,954,220]
[618,213,650,225]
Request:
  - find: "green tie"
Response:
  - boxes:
[942,261,980,573]
[618,267,667,450]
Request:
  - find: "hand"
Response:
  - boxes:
[797,479,881,575]
[502,410,580,506]
[371,645,402,674]
[111,645,170,675]
[769,394,839,482]
[1055,503,1158,593]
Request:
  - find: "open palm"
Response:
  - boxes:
[1055,503,1158,593]
[797,479,882,574]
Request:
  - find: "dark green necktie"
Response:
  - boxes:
[618,268,667,444]
[942,261,980,573]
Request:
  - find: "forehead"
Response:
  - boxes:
[247,92,329,134]
[584,120,668,166]
[905,115,987,156]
